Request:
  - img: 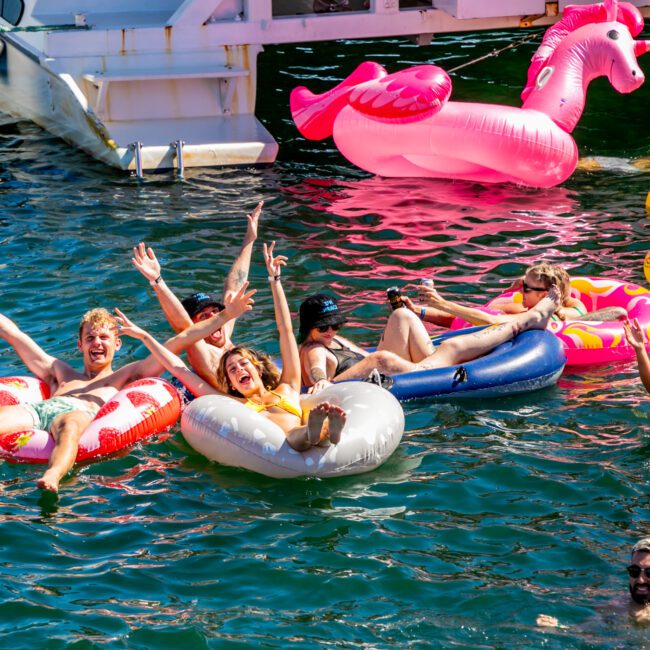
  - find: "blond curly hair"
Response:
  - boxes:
[78,308,119,339]
[525,263,571,307]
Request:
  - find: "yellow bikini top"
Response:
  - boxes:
[244,390,303,419]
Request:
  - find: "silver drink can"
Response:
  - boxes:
[420,279,434,289]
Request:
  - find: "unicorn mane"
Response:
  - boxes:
[521,0,644,102]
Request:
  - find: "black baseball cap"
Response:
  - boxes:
[181,292,224,319]
[299,293,347,341]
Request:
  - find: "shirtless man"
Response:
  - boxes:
[0,288,253,493]
[537,537,650,628]
[132,201,262,390]
[0,308,164,493]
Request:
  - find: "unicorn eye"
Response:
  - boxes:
[607,29,620,40]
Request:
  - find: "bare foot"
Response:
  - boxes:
[326,404,347,445]
[37,469,61,494]
[307,402,330,445]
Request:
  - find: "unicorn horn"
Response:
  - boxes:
[635,40,650,57]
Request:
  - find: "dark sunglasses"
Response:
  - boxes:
[522,281,548,293]
[317,324,341,333]
[627,565,650,579]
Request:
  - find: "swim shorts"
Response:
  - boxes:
[23,396,99,433]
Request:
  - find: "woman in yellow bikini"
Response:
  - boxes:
[116,242,345,451]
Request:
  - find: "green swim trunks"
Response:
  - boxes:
[23,396,99,433]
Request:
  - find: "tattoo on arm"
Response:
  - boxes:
[310,367,327,382]
[233,269,246,289]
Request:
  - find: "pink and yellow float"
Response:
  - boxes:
[481,277,650,367]
[291,0,649,188]
[0,377,181,463]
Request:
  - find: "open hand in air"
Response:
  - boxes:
[223,283,256,320]
[132,242,161,283]
[624,317,646,350]
[246,200,263,241]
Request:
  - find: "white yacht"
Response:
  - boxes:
[0,0,647,173]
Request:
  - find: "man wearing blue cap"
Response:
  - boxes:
[132,201,262,390]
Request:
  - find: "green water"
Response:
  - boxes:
[0,30,650,648]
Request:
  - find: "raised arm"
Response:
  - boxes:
[0,312,63,383]
[416,284,505,326]
[624,317,650,394]
[114,285,255,384]
[222,201,263,340]
[114,309,220,398]
[264,242,301,391]
[131,243,194,333]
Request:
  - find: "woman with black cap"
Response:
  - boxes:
[299,291,439,392]
[299,287,562,391]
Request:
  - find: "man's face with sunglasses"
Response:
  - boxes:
[628,551,650,604]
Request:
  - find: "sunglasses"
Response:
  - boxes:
[627,565,650,579]
[522,281,548,293]
[317,324,342,333]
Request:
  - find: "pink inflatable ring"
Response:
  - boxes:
[0,376,181,463]
[484,277,650,367]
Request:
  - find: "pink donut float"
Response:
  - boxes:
[457,277,650,367]
[0,376,181,463]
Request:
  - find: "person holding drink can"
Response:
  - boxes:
[298,282,562,392]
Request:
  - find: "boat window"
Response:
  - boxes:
[1,0,25,26]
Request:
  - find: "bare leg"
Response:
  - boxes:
[378,308,434,362]
[0,404,35,435]
[334,349,417,381]
[307,402,330,445]
[325,404,346,445]
[335,290,558,380]
[419,288,560,369]
[37,411,93,493]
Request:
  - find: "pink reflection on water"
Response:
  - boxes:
[284,176,637,336]
[286,176,596,281]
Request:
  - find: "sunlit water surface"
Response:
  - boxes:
[0,31,650,649]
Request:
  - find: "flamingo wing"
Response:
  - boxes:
[349,65,452,123]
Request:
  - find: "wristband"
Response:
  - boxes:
[268,275,281,282]
[150,276,163,287]
[419,307,426,320]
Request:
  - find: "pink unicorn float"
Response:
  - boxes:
[291,0,649,188]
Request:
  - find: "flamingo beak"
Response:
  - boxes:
[634,40,650,57]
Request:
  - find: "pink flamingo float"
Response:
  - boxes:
[291,0,649,188]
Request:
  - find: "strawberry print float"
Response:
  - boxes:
[0,377,181,463]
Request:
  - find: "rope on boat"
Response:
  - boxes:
[0,24,91,33]
[447,31,541,73]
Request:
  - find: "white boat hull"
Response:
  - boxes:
[0,32,277,171]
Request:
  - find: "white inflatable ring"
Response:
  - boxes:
[180,382,404,478]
